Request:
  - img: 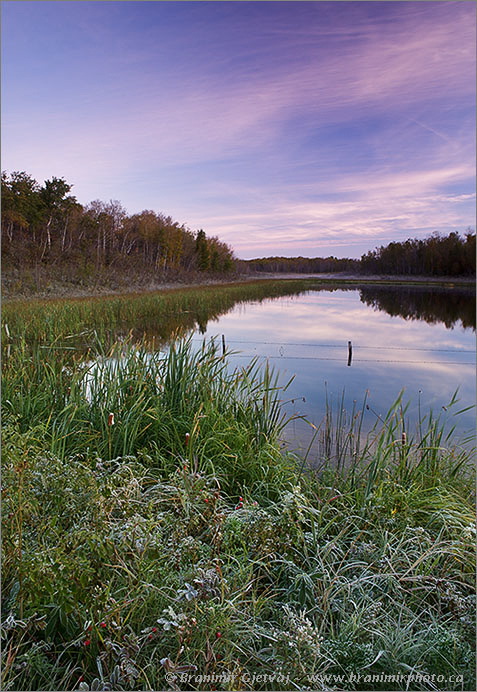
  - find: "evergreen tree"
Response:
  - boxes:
[195,229,210,271]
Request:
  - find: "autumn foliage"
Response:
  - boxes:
[1,170,235,289]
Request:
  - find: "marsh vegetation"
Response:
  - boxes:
[1,281,475,691]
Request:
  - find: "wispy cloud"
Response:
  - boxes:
[2,1,475,257]
[199,163,475,256]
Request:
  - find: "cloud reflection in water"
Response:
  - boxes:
[198,288,475,457]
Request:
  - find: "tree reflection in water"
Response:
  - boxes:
[358,285,475,331]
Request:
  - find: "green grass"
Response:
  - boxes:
[1,280,319,348]
[2,329,475,691]
[4,276,472,349]
[1,282,475,691]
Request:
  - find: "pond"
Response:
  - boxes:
[188,284,475,458]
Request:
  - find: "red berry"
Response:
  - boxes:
[216,631,221,638]
[148,633,153,640]
[205,498,208,503]
[100,622,106,628]
[152,627,157,633]
[84,639,91,646]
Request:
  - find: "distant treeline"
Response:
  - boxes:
[242,256,360,273]
[360,232,476,276]
[243,231,476,277]
[2,170,475,285]
[1,171,235,280]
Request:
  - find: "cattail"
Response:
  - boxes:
[108,413,115,427]
[402,431,406,446]
[185,432,190,447]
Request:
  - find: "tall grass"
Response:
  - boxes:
[1,280,317,348]
[1,315,475,689]
[2,336,298,496]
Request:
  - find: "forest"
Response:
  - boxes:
[359,232,475,276]
[243,232,476,277]
[2,170,475,294]
[243,255,360,273]
[1,171,235,290]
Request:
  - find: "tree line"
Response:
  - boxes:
[242,256,360,274]
[2,170,475,284]
[1,171,235,280]
[243,231,475,277]
[359,232,475,276]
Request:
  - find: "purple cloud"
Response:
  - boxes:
[2,1,475,257]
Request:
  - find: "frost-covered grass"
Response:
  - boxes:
[1,335,475,691]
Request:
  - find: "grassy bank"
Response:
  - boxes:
[3,267,474,302]
[3,276,474,349]
[1,265,244,301]
[1,280,318,347]
[1,331,475,691]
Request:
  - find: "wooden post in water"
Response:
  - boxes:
[347,341,352,366]
[222,334,226,356]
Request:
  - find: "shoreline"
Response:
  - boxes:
[2,271,474,303]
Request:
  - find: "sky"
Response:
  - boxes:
[1,1,476,259]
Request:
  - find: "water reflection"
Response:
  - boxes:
[197,288,475,455]
[70,284,474,460]
[190,284,476,345]
[359,285,475,330]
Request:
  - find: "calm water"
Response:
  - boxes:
[192,286,476,455]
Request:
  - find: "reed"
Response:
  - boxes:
[1,319,475,689]
[1,280,317,348]
[2,336,300,497]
